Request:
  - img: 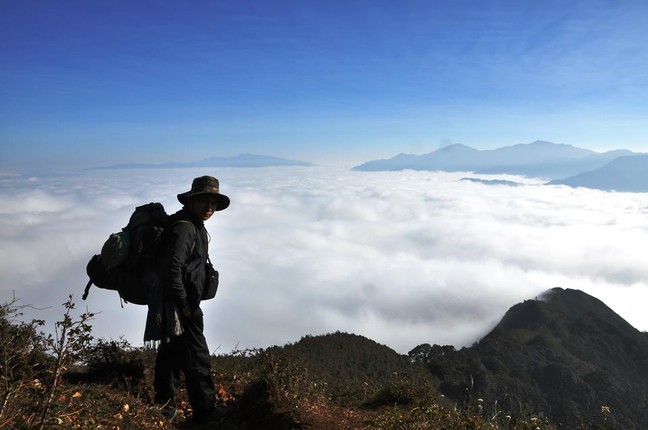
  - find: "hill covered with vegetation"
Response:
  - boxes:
[411,288,648,429]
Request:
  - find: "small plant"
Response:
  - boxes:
[0,294,95,429]
[35,295,95,429]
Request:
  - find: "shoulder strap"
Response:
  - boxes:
[82,279,92,301]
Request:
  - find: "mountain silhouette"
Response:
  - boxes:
[549,154,648,192]
[353,141,637,179]
[410,288,648,429]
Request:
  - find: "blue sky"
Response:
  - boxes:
[2,0,648,169]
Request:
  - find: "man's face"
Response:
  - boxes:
[190,195,218,221]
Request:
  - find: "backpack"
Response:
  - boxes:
[83,202,170,305]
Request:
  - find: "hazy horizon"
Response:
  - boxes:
[0,138,638,178]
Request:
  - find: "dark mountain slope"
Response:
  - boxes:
[410,288,648,429]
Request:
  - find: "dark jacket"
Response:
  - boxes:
[162,207,210,312]
[144,207,219,344]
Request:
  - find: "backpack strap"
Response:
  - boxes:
[82,279,92,301]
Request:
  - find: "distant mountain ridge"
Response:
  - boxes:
[94,153,313,169]
[353,140,639,180]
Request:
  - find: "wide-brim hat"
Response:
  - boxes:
[177,175,230,211]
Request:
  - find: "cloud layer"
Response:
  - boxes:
[2,167,648,354]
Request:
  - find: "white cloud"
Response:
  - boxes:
[2,166,648,355]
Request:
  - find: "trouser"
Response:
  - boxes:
[154,307,215,420]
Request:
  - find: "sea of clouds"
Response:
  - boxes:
[2,166,648,354]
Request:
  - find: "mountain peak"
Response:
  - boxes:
[437,143,477,152]
[539,287,607,312]
[495,287,629,333]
